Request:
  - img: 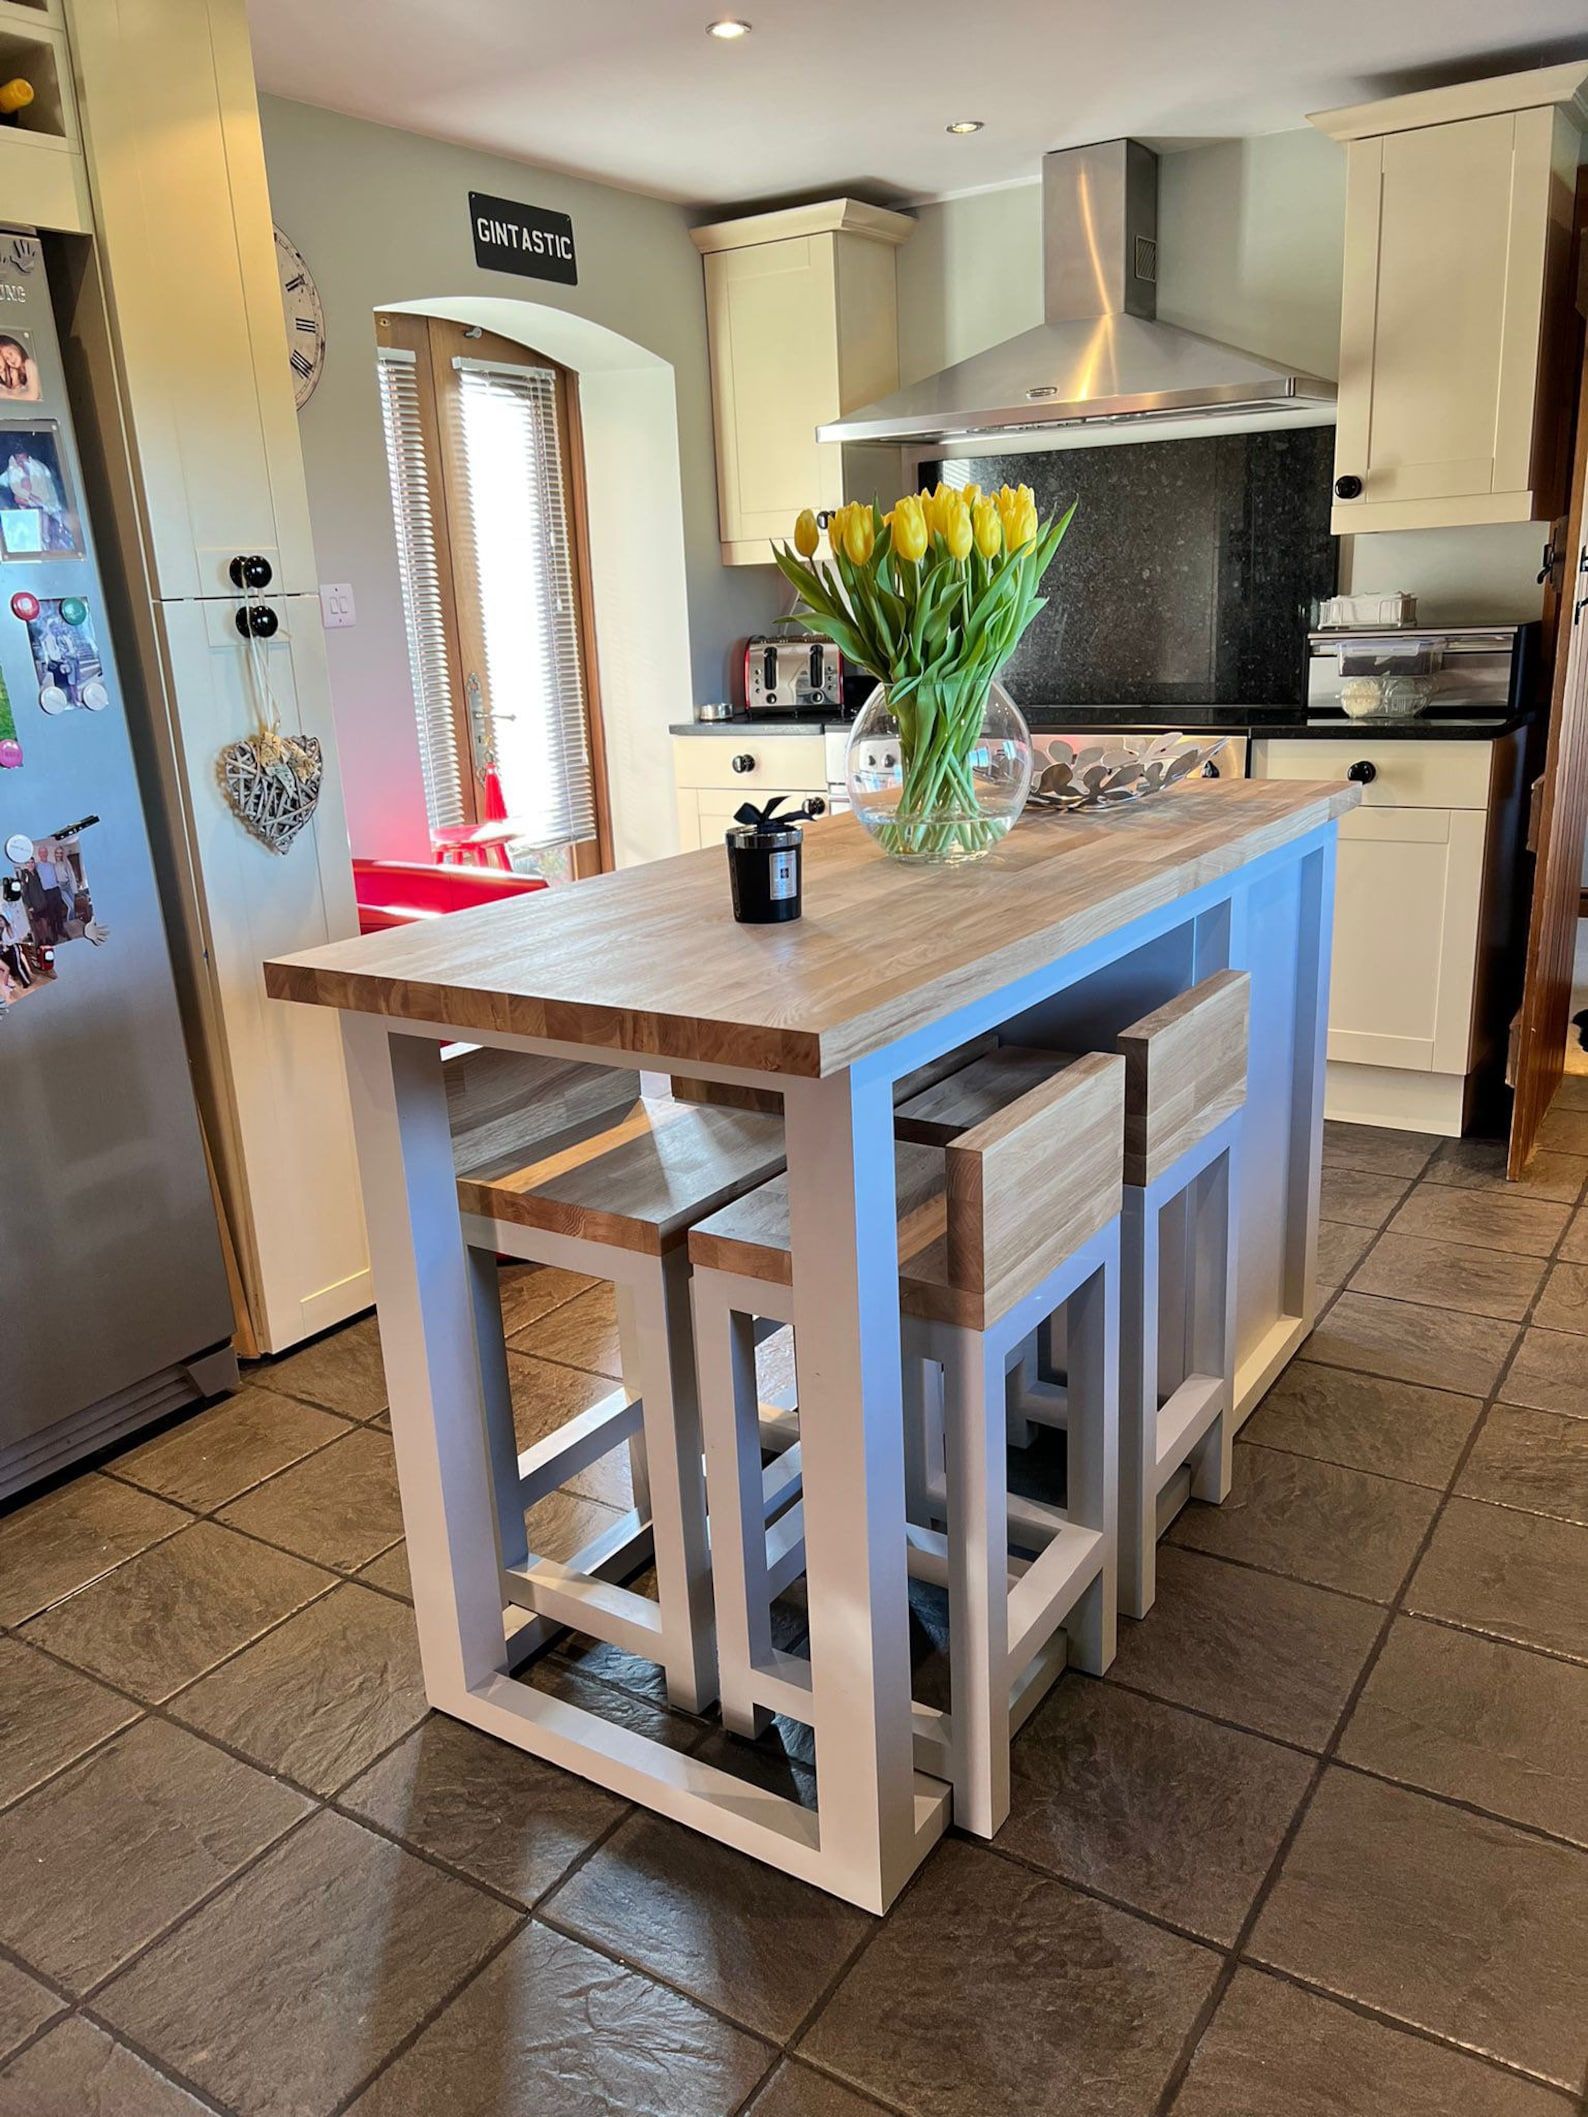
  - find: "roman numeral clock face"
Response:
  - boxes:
[274,228,325,410]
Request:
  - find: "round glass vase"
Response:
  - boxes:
[845,679,1033,865]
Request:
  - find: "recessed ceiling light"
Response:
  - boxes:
[707,18,751,36]
[946,119,984,135]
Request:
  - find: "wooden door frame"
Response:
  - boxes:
[1509,171,1588,1175]
[373,311,615,873]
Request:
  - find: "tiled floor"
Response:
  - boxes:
[2,1102,1588,2116]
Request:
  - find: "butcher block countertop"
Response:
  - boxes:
[266,781,1357,1077]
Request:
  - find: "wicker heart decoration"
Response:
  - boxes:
[218,732,323,855]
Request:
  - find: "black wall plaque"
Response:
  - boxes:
[469,192,578,285]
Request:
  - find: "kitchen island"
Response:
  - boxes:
[267,776,1356,1911]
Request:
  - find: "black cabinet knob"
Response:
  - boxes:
[1334,474,1364,500]
[235,603,279,638]
[731,753,755,774]
[228,553,274,589]
[808,796,827,816]
[1202,760,1221,779]
[1346,759,1376,784]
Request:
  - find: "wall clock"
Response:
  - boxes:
[274,227,326,410]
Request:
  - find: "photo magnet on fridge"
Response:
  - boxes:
[0,332,40,403]
[0,664,20,766]
[0,813,107,1014]
[0,420,82,557]
[17,595,108,714]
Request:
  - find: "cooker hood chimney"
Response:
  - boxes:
[819,139,1335,445]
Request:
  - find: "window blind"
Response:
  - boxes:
[376,347,466,832]
[449,356,596,849]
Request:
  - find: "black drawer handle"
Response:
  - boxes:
[1346,759,1376,785]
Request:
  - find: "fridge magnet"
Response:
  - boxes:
[218,591,322,853]
[18,596,108,713]
[0,330,39,400]
[0,814,107,1012]
[0,332,39,402]
[0,665,20,766]
[0,422,82,558]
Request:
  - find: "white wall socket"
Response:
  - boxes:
[319,582,357,629]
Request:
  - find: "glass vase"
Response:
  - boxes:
[844,680,1033,865]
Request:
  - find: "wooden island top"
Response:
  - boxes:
[266,779,1357,1076]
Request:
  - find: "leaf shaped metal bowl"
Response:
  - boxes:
[1025,733,1228,813]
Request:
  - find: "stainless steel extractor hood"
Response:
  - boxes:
[819,139,1336,445]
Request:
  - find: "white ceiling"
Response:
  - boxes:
[247,0,1588,208]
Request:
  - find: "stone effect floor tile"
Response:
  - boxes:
[248,1312,388,1418]
[1319,1166,1409,1229]
[510,1280,622,1376]
[0,1637,138,1809]
[1500,1328,1588,1421]
[1538,1105,1588,1157]
[1167,1443,1437,1603]
[1304,1292,1519,1396]
[1321,1122,1440,1180]
[545,1810,870,2040]
[1313,1220,1371,1291]
[497,1261,598,1336]
[0,2015,212,2116]
[802,1839,1219,2117]
[1249,1767,1588,2089]
[747,2067,894,2117]
[508,1354,633,1508]
[1387,1181,1571,1257]
[1425,1137,1587,1205]
[999,1677,1313,1944]
[1456,1405,1588,1526]
[1533,1261,1588,1335]
[112,1389,349,1512]
[96,1810,519,2117]
[1107,1545,1381,1750]
[1339,1615,1588,1848]
[1408,1496,1588,1663]
[1170,1966,1570,2117]
[1560,1208,1588,1264]
[346,1920,769,2117]
[1348,1232,1545,1323]
[341,1715,625,1905]
[1241,1361,1480,1489]
[0,1717,308,1992]
[20,1521,332,1703]
[173,1581,428,1795]
[0,1475,186,1628]
[523,1654,704,1753]
[356,1539,412,1599]
[219,1424,404,1572]
[0,1958,60,2064]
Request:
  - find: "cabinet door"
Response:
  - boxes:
[1333,108,1558,533]
[705,236,843,560]
[1326,806,1488,1073]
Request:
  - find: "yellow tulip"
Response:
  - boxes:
[889,493,928,564]
[827,502,849,551]
[793,508,819,559]
[961,483,981,513]
[942,494,973,561]
[843,504,876,565]
[972,496,1002,559]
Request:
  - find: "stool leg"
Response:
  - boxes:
[943,1325,1011,1840]
[1066,1239,1119,1670]
[693,1280,773,1738]
[613,1285,654,1525]
[1118,1189,1159,1622]
[470,1246,528,1574]
[1187,1145,1237,1509]
[902,1351,945,1528]
[627,1256,716,1713]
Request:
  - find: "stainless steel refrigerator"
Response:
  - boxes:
[0,237,234,1498]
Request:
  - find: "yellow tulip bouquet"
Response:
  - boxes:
[774,484,1075,859]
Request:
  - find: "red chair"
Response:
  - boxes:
[352,858,547,935]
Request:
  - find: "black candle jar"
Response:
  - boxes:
[724,796,814,923]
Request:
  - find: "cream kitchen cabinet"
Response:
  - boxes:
[692,200,913,566]
[1312,65,1587,537]
[1251,734,1525,1134]
[672,727,846,852]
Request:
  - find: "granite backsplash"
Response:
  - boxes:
[922,426,1337,708]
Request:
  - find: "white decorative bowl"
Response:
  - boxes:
[1026,733,1229,812]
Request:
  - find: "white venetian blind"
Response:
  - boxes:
[448,356,595,849]
[375,346,466,832]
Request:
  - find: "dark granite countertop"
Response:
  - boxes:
[671,708,1533,743]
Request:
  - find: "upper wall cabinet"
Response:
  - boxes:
[1312,66,1588,536]
[692,200,913,566]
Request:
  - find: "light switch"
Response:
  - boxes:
[319,582,357,628]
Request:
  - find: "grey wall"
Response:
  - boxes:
[257,94,780,856]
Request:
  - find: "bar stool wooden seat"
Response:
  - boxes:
[689,1050,1124,1841]
[1115,970,1248,1619]
[454,1053,785,1713]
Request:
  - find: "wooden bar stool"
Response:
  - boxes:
[689,1050,1124,1841]
[1115,970,1248,1619]
[453,1053,785,1713]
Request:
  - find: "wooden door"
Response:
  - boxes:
[1510,323,1588,1174]
[1333,109,1557,531]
